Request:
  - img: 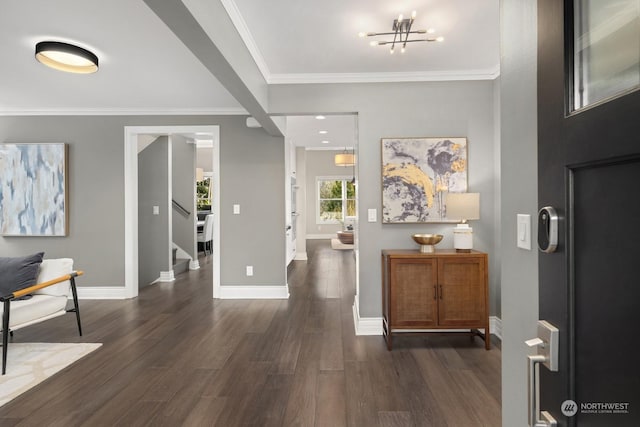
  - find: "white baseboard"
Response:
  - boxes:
[189,260,200,270]
[294,252,308,261]
[159,270,175,282]
[219,284,290,299]
[490,316,502,340]
[74,286,129,299]
[352,298,383,335]
[306,234,336,239]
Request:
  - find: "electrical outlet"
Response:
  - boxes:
[246,266,253,276]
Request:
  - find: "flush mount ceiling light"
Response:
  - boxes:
[35,41,99,74]
[358,11,444,54]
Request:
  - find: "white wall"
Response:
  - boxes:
[500,0,539,425]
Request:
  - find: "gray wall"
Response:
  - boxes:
[500,0,539,425]
[196,147,213,172]
[0,115,285,289]
[305,150,355,236]
[220,119,285,285]
[138,136,170,287]
[270,81,498,317]
[171,134,197,259]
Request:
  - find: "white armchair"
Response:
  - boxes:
[0,258,83,375]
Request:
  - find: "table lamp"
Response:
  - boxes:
[445,193,480,252]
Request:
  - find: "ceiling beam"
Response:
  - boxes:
[142,0,283,137]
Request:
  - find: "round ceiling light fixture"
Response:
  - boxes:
[35,41,99,74]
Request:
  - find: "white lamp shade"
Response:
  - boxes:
[446,193,480,221]
[335,153,355,167]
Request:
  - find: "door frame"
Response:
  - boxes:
[124,125,221,299]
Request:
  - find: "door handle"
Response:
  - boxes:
[528,355,557,426]
[527,319,560,426]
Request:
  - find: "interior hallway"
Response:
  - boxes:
[0,240,501,426]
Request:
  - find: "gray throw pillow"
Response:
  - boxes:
[0,252,45,297]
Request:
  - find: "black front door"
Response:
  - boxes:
[537,0,640,426]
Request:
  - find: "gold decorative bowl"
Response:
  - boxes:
[412,234,443,253]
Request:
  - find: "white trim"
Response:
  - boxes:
[352,298,383,336]
[490,316,502,340]
[306,146,354,151]
[189,260,201,270]
[294,252,308,261]
[124,125,221,300]
[159,270,175,282]
[219,285,289,299]
[306,234,337,240]
[220,0,271,81]
[0,108,247,116]
[74,287,128,300]
[268,67,501,85]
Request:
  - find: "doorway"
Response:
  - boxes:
[124,125,221,299]
[282,114,359,301]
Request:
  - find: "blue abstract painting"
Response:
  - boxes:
[0,143,68,236]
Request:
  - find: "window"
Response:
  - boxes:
[317,178,356,223]
[572,0,639,111]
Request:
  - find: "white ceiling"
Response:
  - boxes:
[0,0,243,114]
[0,0,500,145]
[286,115,357,149]
[229,0,500,82]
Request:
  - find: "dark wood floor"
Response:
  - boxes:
[0,240,501,426]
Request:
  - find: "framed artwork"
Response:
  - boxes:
[381,137,467,223]
[0,143,69,236]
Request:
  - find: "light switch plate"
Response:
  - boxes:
[517,214,531,250]
[233,204,240,215]
[368,208,377,222]
[153,206,159,215]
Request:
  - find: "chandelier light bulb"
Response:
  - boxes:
[401,47,406,53]
[358,32,366,38]
[411,10,417,19]
[427,28,436,34]
[436,36,444,42]
[370,40,379,46]
[398,14,403,22]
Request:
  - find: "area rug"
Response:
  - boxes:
[0,342,102,407]
[331,238,354,250]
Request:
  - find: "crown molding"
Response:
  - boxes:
[0,107,248,116]
[220,0,271,81]
[267,66,501,84]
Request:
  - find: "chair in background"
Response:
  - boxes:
[197,214,214,255]
[0,258,83,375]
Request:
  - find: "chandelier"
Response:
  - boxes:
[359,11,444,54]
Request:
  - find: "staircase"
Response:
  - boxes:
[172,247,190,276]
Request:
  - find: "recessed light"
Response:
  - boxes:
[319,130,328,134]
[315,115,326,120]
[322,140,330,144]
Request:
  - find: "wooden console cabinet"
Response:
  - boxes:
[382,249,490,350]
